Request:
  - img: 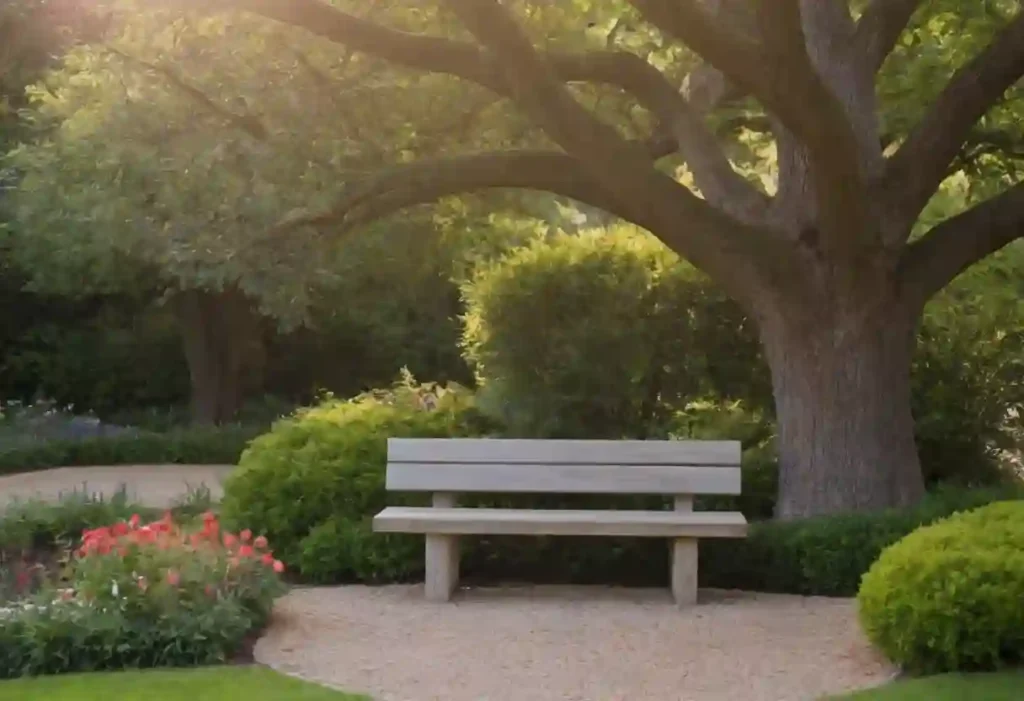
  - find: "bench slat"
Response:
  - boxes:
[385,462,741,495]
[387,438,740,466]
[373,507,748,538]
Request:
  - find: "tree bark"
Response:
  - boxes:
[173,287,266,425]
[757,295,925,518]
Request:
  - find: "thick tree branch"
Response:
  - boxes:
[900,182,1024,307]
[854,0,924,74]
[885,11,1024,233]
[274,151,640,235]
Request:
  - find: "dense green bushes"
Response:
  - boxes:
[463,231,768,439]
[220,379,490,580]
[858,501,1024,673]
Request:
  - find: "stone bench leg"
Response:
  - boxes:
[670,537,698,606]
[670,495,697,606]
[425,534,460,601]
[424,492,459,602]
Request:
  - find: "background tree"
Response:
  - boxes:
[177,0,1024,516]
[3,3,521,423]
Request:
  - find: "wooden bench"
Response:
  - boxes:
[372,438,747,605]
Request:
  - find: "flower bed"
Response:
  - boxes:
[0,511,286,678]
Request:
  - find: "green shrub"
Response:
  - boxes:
[857,501,1024,673]
[0,424,259,475]
[701,486,1024,596]
[462,228,768,439]
[221,378,490,581]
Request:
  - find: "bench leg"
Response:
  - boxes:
[424,534,460,602]
[670,537,698,607]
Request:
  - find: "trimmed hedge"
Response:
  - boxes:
[701,485,1024,596]
[0,425,260,476]
[857,501,1024,673]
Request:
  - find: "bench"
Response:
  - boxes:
[372,438,747,606]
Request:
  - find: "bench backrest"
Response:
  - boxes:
[386,439,741,496]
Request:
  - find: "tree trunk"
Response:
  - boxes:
[173,288,266,426]
[757,296,926,519]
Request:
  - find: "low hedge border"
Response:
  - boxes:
[0,425,260,476]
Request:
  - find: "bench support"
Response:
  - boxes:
[670,495,697,606]
[424,493,459,602]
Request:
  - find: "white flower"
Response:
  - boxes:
[111,580,119,597]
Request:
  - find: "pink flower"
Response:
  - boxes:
[223,533,238,548]
[261,553,274,566]
[166,569,181,587]
[272,560,285,574]
[240,529,253,543]
[129,514,141,528]
[254,535,268,549]
[238,545,254,558]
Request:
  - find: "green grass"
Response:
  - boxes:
[832,672,1024,700]
[0,667,370,701]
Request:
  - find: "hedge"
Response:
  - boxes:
[0,424,259,476]
[858,501,1024,673]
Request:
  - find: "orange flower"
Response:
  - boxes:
[240,529,253,543]
[272,560,285,574]
[254,535,268,549]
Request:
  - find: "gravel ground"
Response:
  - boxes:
[255,585,895,701]
[0,465,235,508]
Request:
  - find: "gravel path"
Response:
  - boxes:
[0,465,235,508]
[255,585,895,701]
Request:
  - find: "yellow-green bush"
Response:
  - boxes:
[857,501,1024,673]
[219,379,490,581]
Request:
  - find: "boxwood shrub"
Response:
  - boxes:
[857,500,1024,673]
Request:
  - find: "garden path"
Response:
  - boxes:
[0,464,235,508]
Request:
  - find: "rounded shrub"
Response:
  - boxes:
[857,500,1024,673]
[220,379,490,582]
[461,228,767,439]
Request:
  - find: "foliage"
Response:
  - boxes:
[0,667,370,700]
[701,486,1023,597]
[857,501,1024,673]
[0,424,259,475]
[0,512,285,678]
[829,672,1024,701]
[462,227,768,439]
[913,244,1024,484]
[220,376,489,579]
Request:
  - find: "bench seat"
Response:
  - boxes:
[374,506,747,538]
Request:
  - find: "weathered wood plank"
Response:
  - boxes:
[373,507,748,538]
[385,463,741,495]
[388,438,740,466]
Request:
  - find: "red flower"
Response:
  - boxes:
[223,533,238,548]
[272,560,285,574]
[261,553,274,566]
[238,545,255,558]
[129,513,141,528]
[254,535,268,550]
[240,529,253,543]
[112,522,130,537]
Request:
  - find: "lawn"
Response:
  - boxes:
[0,667,369,701]
[833,672,1024,700]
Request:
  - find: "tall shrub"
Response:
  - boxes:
[461,229,767,439]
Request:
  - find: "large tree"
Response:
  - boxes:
[178,0,1024,517]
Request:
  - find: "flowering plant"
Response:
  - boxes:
[71,511,286,623]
